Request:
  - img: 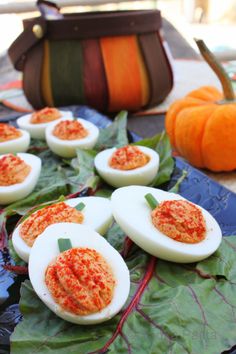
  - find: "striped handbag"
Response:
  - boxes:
[8,1,173,112]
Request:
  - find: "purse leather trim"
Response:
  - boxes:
[139,32,173,107]
[23,41,45,109]
[8,10,161,71]
[8,17,47,71]
[40,11,161,40]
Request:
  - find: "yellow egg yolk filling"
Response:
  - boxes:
[151,200,206,243]
[0,123,22,142]
[45,247,115,315]
[109,145,149,170]
[52,120,88,140]
[0,154,31,186]
[30,107,61,124]
[20,202,84,247]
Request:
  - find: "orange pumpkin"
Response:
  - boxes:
[165,40,236,172]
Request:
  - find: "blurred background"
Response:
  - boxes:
[0,0,236,60]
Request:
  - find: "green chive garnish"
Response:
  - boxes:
[58,195,66,202]
[168,170,188,194]
[75,202,85,211]
[145,193,159,210]
[58,238,72,252]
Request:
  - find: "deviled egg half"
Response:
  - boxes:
[111,186,222,263]
[0,123,30,154]
[29,223,130,324]
[0,153,41,205]
[45,118,99,157]
[17,107,73,140]
[94,145,159,188]
[12,196,113,262]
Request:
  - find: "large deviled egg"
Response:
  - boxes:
[94,145,159,188]
[0,153,41,205]
[12,196,113,262]
[111,186,222,263]
[29,223,130,324]
[45,118,99,157]
[0,123,30,154]
[17,107,73,140]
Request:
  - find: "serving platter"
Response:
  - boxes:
[0,106,236,354]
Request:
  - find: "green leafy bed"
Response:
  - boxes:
[1,112,236,354]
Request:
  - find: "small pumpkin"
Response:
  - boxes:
[165,39,236,172]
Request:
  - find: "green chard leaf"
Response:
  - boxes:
[95,110,129,150]
[71,148,100,193]
[10,233,236,354]
[26,138,48,154]
[134,131,175,187]
[133,132,164,149]
[150,131,175,187]
[94,187,113,199]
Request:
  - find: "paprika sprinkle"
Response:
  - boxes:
[53,120,88,140]
[0,154,31,186]
[109,145,149,170]
[45,247,115,315]
[20,202,84,247]
[30,107,61,124]
[151,200,206,243]
[0,123,22,142]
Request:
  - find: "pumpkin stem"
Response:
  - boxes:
[195,39,235,101]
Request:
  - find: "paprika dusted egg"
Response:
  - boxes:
[17,107,73,140]
[0,153,41,205]
[45,118,99,157]
[111,186,222,263]
[12,196,113,262]
[0,123,30,154]
[94,145,159,188]
[29,223,130,324]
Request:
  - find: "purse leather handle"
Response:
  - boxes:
[8,16,47,71]
[8,1,161,71]
[8,0,60,70]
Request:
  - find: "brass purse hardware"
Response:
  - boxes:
[32,24,44,39]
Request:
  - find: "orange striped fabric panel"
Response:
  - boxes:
[100,35,150,112]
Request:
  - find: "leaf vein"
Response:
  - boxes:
[89,257,156,353]
[187,285,208,326]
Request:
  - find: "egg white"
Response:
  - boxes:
[12,196,113,262]
[16,110,73,140]
[94,146,159,188]
[29,223,130,324]
[111,186,222,263]
[45,118,99,157]
[0,153,41,205]
[0,129,30,154]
